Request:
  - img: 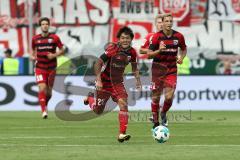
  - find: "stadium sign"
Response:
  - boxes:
[159,0,190,21]
[1,76,240,111]
[111,0,158,20]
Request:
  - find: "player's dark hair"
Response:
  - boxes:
[39,17,50,26]
[117,26,134,39]
[4,48,12,55]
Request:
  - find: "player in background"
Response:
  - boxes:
[148,14,187,128]
[30,17,64,119]
[139,13,171,58]
[84,26,141,142]
[139,13,171,123]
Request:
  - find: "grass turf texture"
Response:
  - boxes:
[0,111,240,160]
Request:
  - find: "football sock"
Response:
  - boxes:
[38,91,46,112]
[162,99,172,113]
[119,109,128,134]
[161,112,167,124]
[151,102,160,124]
[153,122,160,129]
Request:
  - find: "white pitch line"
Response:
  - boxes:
[0,144,240,147]
[8,125,115,130]
[1,134,240,140]
[0,136,66,139]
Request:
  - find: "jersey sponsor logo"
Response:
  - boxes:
[38,46,53,50]
[162,48,178,52]
[159,0,190,21]
[112,63,125,68]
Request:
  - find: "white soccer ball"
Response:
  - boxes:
[152,126,170,143]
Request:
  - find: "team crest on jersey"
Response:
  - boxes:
[173,40,178,45]
[127,56,131,61]
[48,39,53,43]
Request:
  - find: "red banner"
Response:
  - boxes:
[232,0,240,12]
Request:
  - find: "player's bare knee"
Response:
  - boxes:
[151,91,161,104]
[151,96,160,104]
[165,96,173,103]
[119,101,127,107]
[165,92,174,101]
[118,99,128,109]
[38,84,47,93]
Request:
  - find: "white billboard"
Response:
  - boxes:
[0,76,240,111]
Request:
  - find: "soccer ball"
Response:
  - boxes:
[152,126,170,143]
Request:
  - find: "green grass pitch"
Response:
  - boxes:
[0,111,240,160]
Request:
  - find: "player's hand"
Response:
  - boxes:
[95,79,103,90]
[29,54,36,61]
[47,53,57,60]
[159,41,166,52]
[177,56,183,64]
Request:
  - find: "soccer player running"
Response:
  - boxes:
[31,17,64,119]
[84,26,141,142]
[139,13,171,123]
[148,14,187,128]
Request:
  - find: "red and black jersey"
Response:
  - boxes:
[99,43,137,88]
[141,32,154,49]
[149,30,187,75]
[32,33,63,70]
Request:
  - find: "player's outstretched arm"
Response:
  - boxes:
[131,62,142,90]
[177,48,187,64]
[30,38,37,61]
[177,33,187,64]
[94,58,104,90]
[29,49,37,61]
